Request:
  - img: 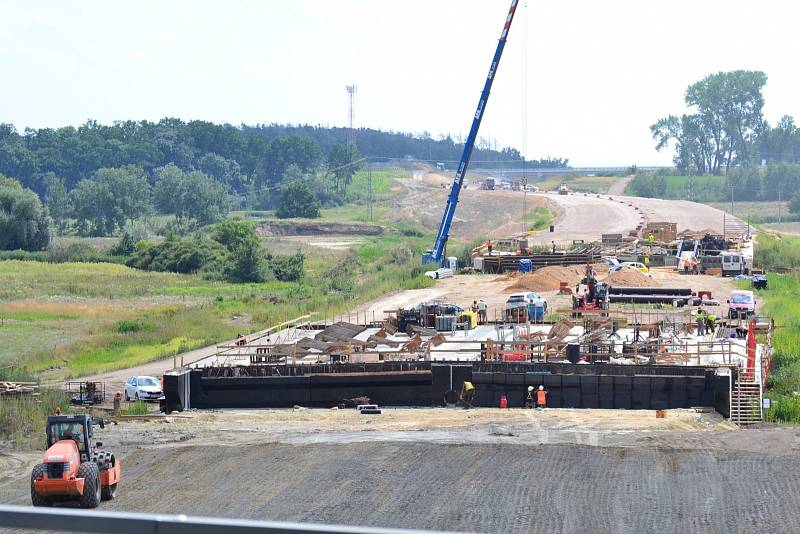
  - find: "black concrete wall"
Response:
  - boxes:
[165,361,730,414]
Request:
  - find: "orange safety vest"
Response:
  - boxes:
[536,390,547,405]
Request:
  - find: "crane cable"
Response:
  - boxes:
[522,0,528,235]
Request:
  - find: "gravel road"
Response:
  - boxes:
[4,407,800,534]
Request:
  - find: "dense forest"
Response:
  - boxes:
[0,120,564,197]
[0,119,567,242]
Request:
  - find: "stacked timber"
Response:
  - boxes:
[0,381,37,397]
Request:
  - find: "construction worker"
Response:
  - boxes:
[487,240,493,255]
[471,300,479,314]
[647,232,655,244]
[706,312,717,334]
[113,392,122,417]
[536,385,547,409]
[644,256,650,270]
[525,386,535,409]
[551,241,556,254]
[477,299,487,325]
[695,308,706,336]
[460,381,476,409]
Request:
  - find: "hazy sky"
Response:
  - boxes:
[1,1,798,166]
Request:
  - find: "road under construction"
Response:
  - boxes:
[2,2,791,533]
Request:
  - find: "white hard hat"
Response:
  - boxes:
[539,385,544,391]
[527,386,534,392]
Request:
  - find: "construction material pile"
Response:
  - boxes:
[603,270,660,287]
[0,381,37,397]
[503,266,586,293]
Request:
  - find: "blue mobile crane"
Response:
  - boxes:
[423,0,519,265]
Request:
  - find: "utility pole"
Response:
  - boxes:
[779,186,782,224]
[368,163,373,222]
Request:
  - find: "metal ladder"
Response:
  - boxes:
[729,378,763,425]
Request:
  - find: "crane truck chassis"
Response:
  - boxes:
[30,414,120,508]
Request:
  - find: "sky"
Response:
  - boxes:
[1,0,799,166]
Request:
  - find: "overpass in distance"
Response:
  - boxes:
[466,166,669,177]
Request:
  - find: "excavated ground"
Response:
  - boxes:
[3,409,800,533]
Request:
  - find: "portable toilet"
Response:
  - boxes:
[518,259,533,273]
[448,256,458,271]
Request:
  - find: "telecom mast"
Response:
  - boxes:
[346,84,357,145]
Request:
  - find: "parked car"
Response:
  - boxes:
[124,375,163,402]
[728,290,756,319]
[601,257,620,268]
[610,261,648,273]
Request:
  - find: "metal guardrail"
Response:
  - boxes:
[0,505,465,534]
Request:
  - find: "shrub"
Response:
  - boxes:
[765,396,800,423]
[123,400,149,416]
[225,238,268,283]
[46,241,103,263]
[212,220,255,252]
[0,175,51,251]
[390,245,413,265]
[115,319,155,334]
[127,238,227,274]
[276,180,321,219]
[270,252,305,282]
[110,232,136,255]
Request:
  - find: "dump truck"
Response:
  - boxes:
[30,414,120,508]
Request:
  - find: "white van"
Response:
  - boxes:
[721,252,747,277]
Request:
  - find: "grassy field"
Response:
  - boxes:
[525,206,555,231]
[0,227,433,378]
[707,201,797,224]
[537,175,621,193]
[625,175,727,201]
[748,234,800,422]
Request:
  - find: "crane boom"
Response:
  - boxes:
[424,0,519,265]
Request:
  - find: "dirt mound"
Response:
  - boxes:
[603,269,660,287]
[503,265,586,293]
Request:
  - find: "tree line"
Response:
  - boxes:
[651,70,800,175]
[0,119,561,240]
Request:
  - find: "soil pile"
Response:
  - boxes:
[503,265,586,293]
[603,269,660,287]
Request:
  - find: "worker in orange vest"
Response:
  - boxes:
[487,240,494,254]
[536,385,547,409]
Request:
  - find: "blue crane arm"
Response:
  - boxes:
[426,0,519,266]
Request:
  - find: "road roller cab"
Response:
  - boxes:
[30,414,120,508]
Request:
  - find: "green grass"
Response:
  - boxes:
[0,221,435,377]
[122,400,149,416]
[753,233,800,271]
[537,175,620,193]
[750,234,800,422]
[707,201,798,224]
[625,175,727,201]
[525,207,554,232]
[0,388,69,449]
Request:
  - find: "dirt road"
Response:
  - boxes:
[354,267,736,322]
[607,175,634,196]
[527,192,642,243]
[4,409,800,533]
[392,178,550,239]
